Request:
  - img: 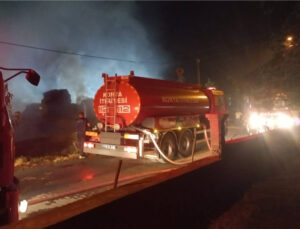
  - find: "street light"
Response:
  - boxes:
[287,36,293,41]
[284,35,295,48]
[0,67,40,86]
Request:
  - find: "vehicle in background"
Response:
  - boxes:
[245,92,299,134]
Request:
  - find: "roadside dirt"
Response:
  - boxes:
[209,130,300,229]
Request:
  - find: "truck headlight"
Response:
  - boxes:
[19,200,28,213]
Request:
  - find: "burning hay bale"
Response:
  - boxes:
[14,89,82,158]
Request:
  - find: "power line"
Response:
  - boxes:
[0,38,270,68]
[0,40,170,65]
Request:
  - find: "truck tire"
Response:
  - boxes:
[178,129,194,158]
[160,132,178,160]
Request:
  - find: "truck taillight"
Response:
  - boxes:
[84,142,95,149]
[97,122,104,130]
[114,124,121,130]
[124,146,137,153]
[124,133,139,140]
[207,87,216,90]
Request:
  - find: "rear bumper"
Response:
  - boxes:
[84,143,138,159]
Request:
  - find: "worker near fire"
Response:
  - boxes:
[76,111,89,159]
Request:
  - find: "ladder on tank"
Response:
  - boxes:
[104,74,118,132]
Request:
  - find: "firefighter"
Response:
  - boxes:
[76,111,89,159]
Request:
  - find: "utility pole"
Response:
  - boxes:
[176,68,184,82]
[196,58,201,84]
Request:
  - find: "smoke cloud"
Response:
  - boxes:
[0,2,169,110]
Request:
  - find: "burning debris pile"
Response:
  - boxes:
[14,89,95,158]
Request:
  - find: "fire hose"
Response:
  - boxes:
[203,125,211,151]
[133,127,212,166]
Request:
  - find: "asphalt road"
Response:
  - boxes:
[16,125,248,219]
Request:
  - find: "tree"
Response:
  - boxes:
[242,3,300,110]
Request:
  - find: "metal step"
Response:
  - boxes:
[196,139,207,144]
[106,79,117,82]
[196,129,210,134]
[106,125,116,128]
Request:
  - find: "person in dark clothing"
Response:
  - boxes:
[76,111,88,159]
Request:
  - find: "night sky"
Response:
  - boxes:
[0,2,298,110]
[136,2,297,85]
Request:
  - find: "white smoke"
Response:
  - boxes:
[0,2,169,110]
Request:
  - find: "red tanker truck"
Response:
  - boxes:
[84,71,227,163]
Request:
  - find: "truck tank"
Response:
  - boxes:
[93,75,210,128]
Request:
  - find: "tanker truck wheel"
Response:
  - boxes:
[160,132,178,160]
[178,129,194,158]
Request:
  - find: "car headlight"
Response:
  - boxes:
[275,113,294,129]
[249,113,265,129]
